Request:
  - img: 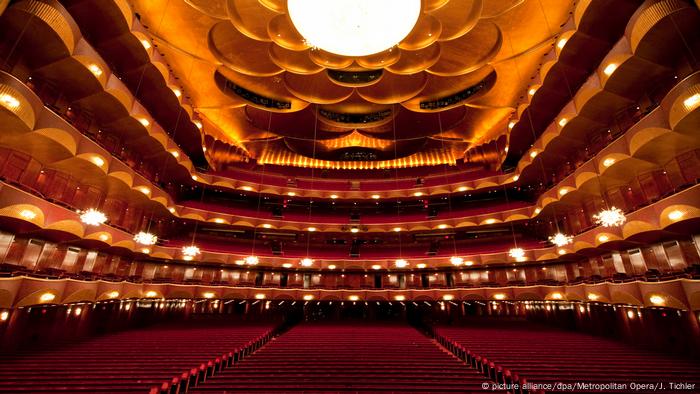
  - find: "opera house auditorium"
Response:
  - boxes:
[1,0,700,392]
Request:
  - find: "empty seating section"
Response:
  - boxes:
[435,324,700,393]
[192,323,498,393]
[0,323,275,393]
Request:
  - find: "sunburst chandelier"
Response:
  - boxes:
[450,257,464,266]
[79,209,107,226]
[300,258,314,267]
[287,0,421,57]
[508,248,525,260]
[133,231,158,245]
[182,245,201,257]
[245,255,259,265]
[394,259,409,268]
[548,233,573,247]
[593,207,627,227]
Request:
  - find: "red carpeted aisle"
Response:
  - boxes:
[0,323,275,393]
[436,324,700,393]
[191,323,499,393]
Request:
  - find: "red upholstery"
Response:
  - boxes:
[435,324,700,393]
[0,323,274,393]
[190,323,498,393]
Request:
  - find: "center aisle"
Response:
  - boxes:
[191,323,497,393]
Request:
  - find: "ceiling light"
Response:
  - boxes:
[255,293,266,300]
[371,264,382,270]
[141,39,151,50]
[19,209,36,220]
[558,118,568,127]
[593,207,626,227]
[80,209,107,226]
[457,186,468,192]
[603,157,616,167]
[508,120,516,129]
[529,151,538,159]
[484,218,496,224]
[330,194,338,199]
[134,231,158,245]
[191,175,198,181]
[203,292,215,299]
[394,259,408,268]
[549,233,573,247]
[288,192,296,196]
[168,207,176,213]
[138,118,150,127]
[558,249,566,255]
[348,295,359,301]
[213,218,225,224]
[442,294,454,301]
[438,224,448,229]
[464,260,474,266]
[141,248,150,254]
[262,223,272,228]
[193,120,203,129]
[528,87,537,96]
[98,234,109,241]
[371,194,380,199]
[534,208,541,214]
[307,227,316,232]
[394,295,405,301]
[587,293,599,301]
[393,227,402,232]
[287,0,420,57]
[557,37,567,49]
[328,264,336,270]
[558,188,568,196]
[172,88,181,98]
[282,263,293,268]
[450,257,463,266]
[0,93,20,109]
[413,192,423,197]
[303,294,314,301]
[87,64,103,77]
[598,234,609,243]
[182,245,200,257]
[300,258,314,267]
[40,292,55,302]
[0,311,8,321]
[512,175,519,181]
[508,248,525,260]
[241,186,253,191]
[350,227,359,233]
[603,63,617,76]
[90,156,105,167]
[416,263,426,269]
[107,291,119,299]
[245,256,259,265]
[649,295,665,306]
[668,210,684,221]
[493,293,506,300]
[137,186,150,195]
[684,93,700,109]
[551,292,563,300]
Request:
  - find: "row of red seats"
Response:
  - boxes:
[189,323,503,393]
[0,323,275,393]
[433,324,700,394]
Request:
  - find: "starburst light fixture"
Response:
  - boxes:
[548,233,573,247]
[79,209,107,226]
[134,231,158,246]
[593,207,626,227]
[182,245,200,257]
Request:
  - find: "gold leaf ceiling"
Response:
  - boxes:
[128,0,574,167]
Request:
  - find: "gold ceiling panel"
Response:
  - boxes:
[357,72,428,105]
[269,45,323,75]
[402,66,494,109]
[267,13,308,51]
[427,22,502,76]
[423,0,451,13]
[258,0,286,14]
[184,0,228,19]
[355,48,402,69]
[308,49,354,70]
[215,66,308,111]
[398,14,442,51]
[226,0,279,41]
[209,21,284,76]
[283,71,353,104]
[386,43,442,75]
[429,0,483,41]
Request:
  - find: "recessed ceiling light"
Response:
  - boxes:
[603,158,616,167]
[603,63,617,76]
[141,39,151,50]
[684,93,700,109]
[557,37,567,49]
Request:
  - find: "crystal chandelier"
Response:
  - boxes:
[182,245,200,257]
[79,209,107,226]
[548,233,573,247]
[394,259,409,268]
[450,256,464,266]
[508,248,525,260]
[133,231,158,246]
[245,255,259,265]
[593,207,626,227]
[300,258,314,267]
